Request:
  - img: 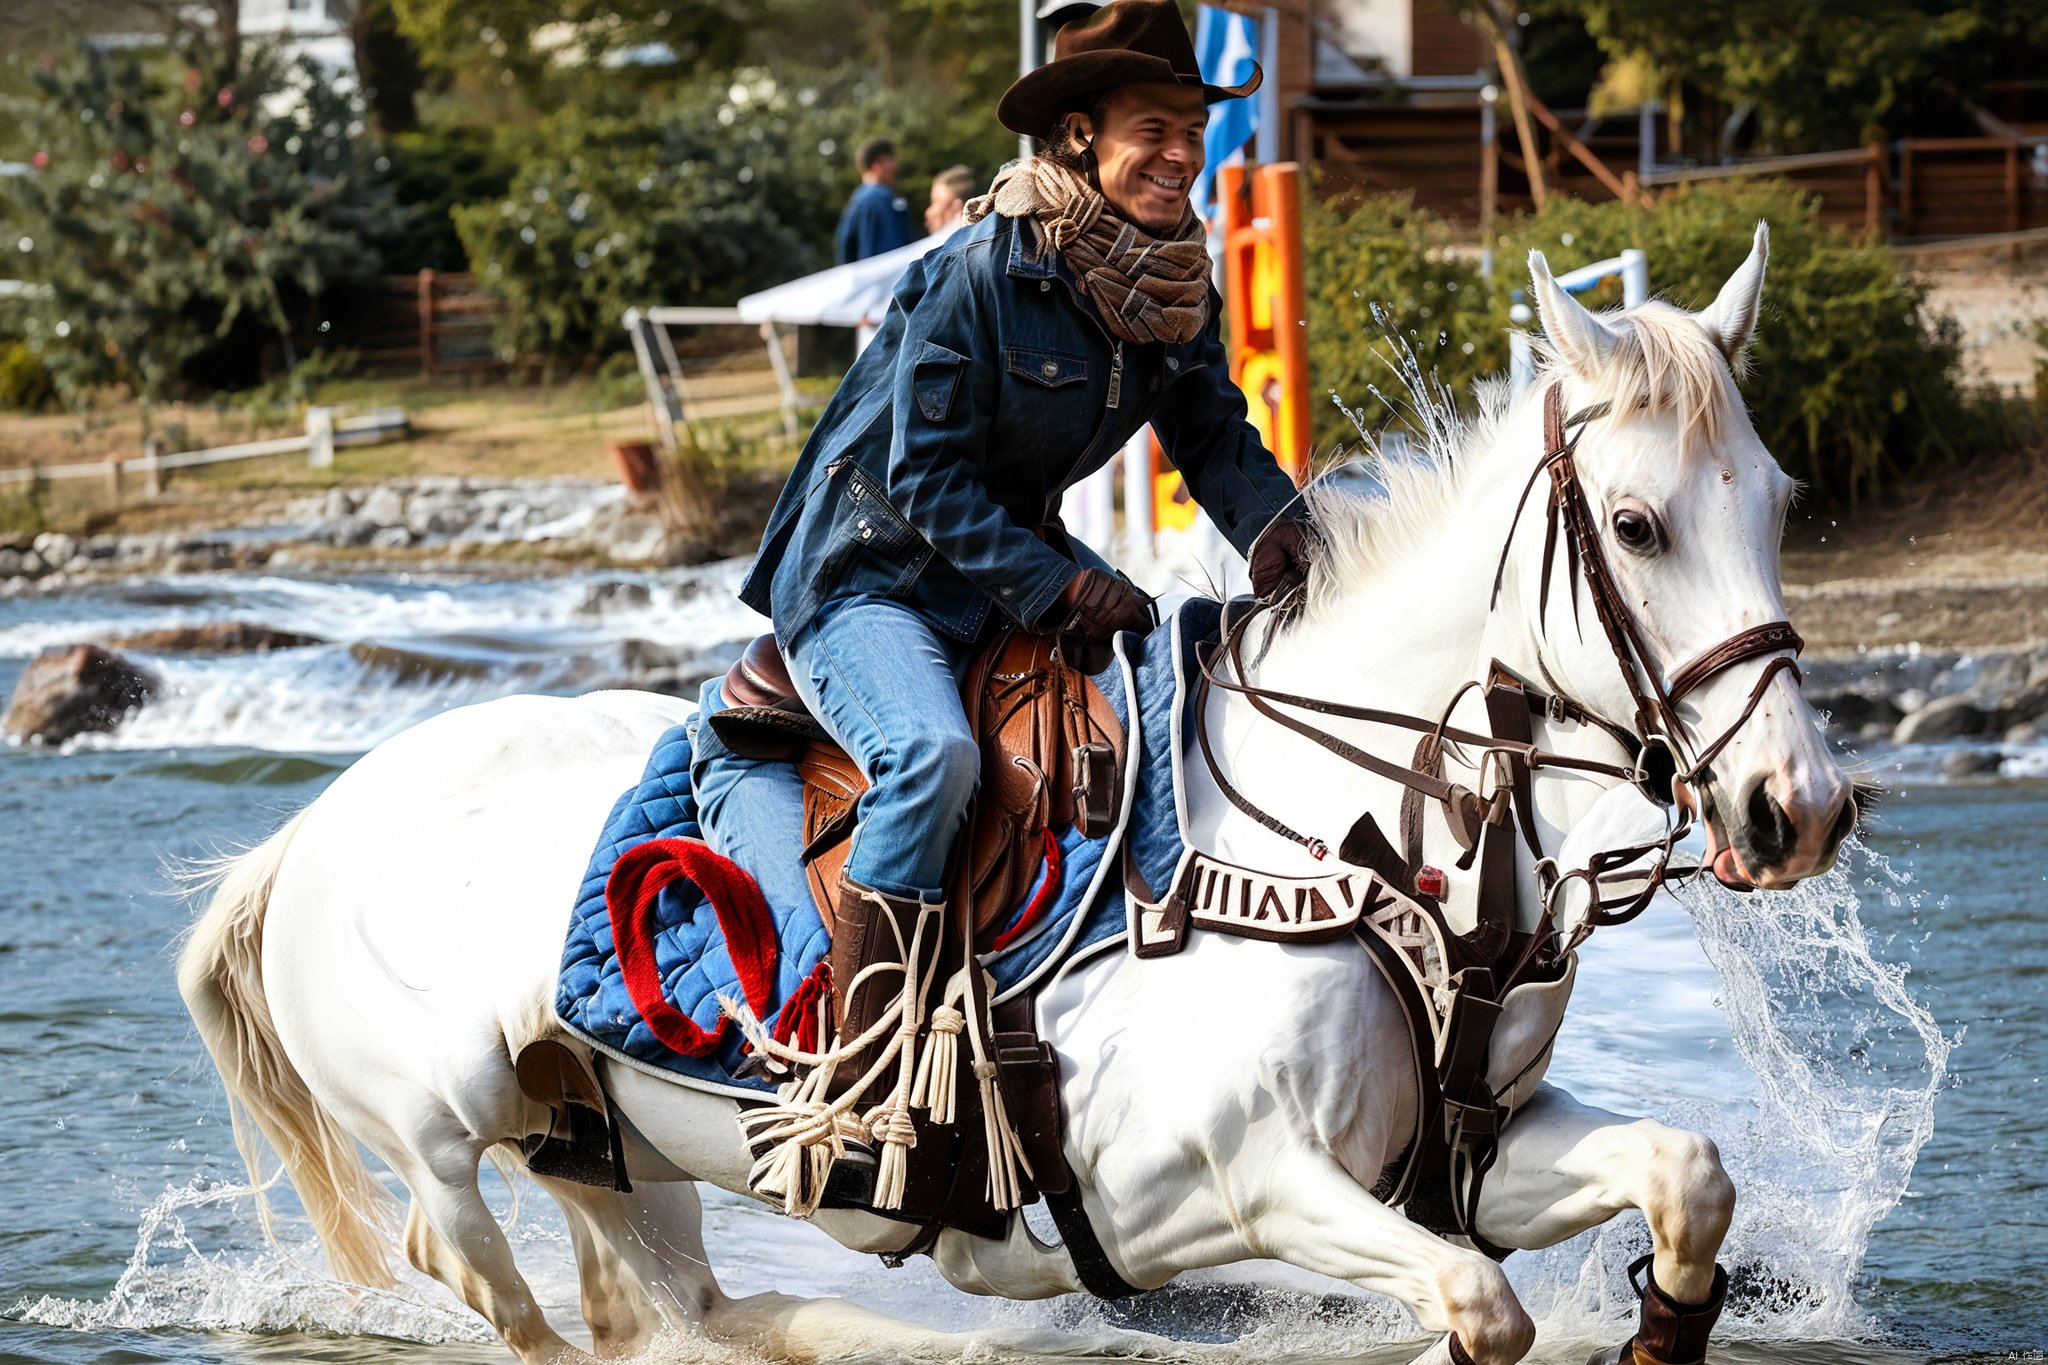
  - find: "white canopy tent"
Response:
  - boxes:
[735,229,949,330]
[625,230,954,456]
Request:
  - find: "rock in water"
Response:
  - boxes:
[110,622,324,654]
[1941,749,2004,780]
[3,645,161,744]
[1893,692,1990,744]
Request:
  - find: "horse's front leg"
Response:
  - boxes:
[1250,1147,1535,1365]
[1474,1082,1734,1365]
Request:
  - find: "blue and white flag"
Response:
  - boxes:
[1192,5,1260,222]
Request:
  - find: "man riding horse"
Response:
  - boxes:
[693,0,1316,1195]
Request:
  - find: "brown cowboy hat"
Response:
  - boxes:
[998,0,1263,139]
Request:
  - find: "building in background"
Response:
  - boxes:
[240,0,358,88]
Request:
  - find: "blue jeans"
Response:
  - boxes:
[783,596,978,902]
[690,680,817,917]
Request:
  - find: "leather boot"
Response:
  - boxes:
[819,876,940,1208]
[1586,1256,1729,1365]
[829,876,938,1091]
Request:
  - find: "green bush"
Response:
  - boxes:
[0,341,55,411]
[1301,187,1501,450]
[0,39,402,407]
[383,124,517,272]
[455,85,828,360]
[454,65,1015,361]
[1304,180,1977,504]
[1492,184,1973,502]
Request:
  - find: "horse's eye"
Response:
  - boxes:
[1613,507,1658,552]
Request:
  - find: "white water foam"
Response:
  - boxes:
[11,1177,500,1344]
[2,565,764,753]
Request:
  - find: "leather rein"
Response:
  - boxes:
[1196,382,1804,934]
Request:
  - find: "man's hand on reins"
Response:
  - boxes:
[1250,516,1319,604]
[1050,569,1153,673]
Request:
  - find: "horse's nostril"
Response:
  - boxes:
[1745,777,1798,870]
[1825,792,1857,855]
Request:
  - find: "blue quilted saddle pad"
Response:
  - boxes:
[553,599,1220,1095]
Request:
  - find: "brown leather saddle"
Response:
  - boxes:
[710,630,1126,947]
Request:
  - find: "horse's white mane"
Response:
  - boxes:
[1300,300,1745,625]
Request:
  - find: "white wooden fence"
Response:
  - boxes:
[0,407,409,493]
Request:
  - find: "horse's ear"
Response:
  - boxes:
[1696,221,1769,362]
[1528,248,1621,377]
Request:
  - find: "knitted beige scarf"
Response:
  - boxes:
[964,156,1210,346]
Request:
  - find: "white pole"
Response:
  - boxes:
[1121,425,1155,564]
[1479,87,1499,278]
[1508,304,1535,398]
[1064,461,1116,555]
[305,406,335,469]
[759,320,801,439]
[1256,7,1280,165]
[1620,248,1649,307]
[1019,0,1041,161]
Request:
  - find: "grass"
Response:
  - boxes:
[0,373,830,542]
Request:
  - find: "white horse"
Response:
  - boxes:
[179,228,1852,1365]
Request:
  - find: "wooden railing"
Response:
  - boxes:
[1304,98,2047,243]
[1643,146,1886,237]
[343,271,502,377]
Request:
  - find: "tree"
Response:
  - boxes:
[341,0,427,136]
[0,39,402,410]
[1548,0,2048,150]
[387,0,747,92]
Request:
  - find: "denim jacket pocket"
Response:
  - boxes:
[826,462,930,596]
[914,339,967,422]
[1005,346,1088,389]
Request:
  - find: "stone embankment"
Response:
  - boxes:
[1805,643,2048,777]
[0,477,699,588]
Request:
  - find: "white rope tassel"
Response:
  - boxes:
[960,969,1034,1212]
[910,970,969,1125]
[865,899,944,1212]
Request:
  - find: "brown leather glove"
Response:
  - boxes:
[1249,516,1319,603]
[1048,569,1153,673]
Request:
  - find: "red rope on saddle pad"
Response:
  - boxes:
[769,961,831,1055]
[991,828,1062,952]
[604,838,778,1058]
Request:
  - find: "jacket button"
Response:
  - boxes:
[1167,356,1180,371]
[1039,281,1051,292]
[1040,360,1059,378]
[1000,586,1014,599]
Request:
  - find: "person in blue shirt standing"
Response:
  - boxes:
[834,138,916,263]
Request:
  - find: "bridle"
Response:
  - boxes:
[1493,384,1804,809]
[1196,382,1805,938]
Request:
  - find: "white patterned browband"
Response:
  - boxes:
[1135,849,1429,954]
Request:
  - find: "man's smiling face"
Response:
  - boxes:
[1078,83,1208,233]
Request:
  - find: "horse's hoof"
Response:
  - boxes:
[819,1143,878,1209]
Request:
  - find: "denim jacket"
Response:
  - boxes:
[739,212,1301,643]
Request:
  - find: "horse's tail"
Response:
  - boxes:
[176,808,398,1288]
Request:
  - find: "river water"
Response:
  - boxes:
[0,567,2040,1364]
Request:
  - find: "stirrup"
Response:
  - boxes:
[819,1137,878,1210]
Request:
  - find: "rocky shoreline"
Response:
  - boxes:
[0,476,723,588]
[1805,643,2048,779]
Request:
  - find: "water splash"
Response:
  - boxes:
[1507,837,1951,1351]
[1327,302,1471,468]
[2,567,755,753]
[10,1177,494,1343]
